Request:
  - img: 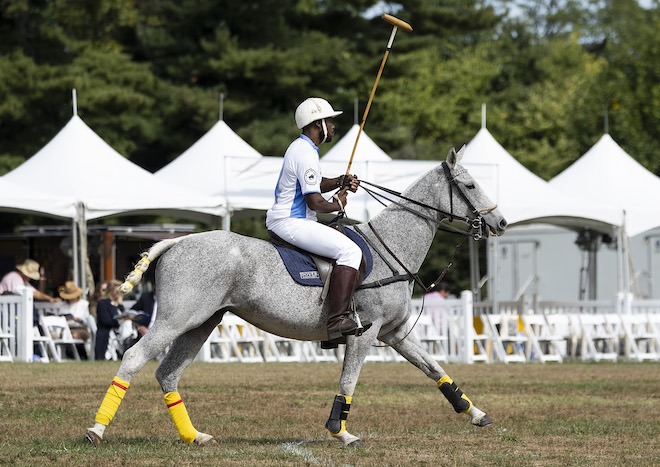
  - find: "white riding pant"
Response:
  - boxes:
[269,218,362,270]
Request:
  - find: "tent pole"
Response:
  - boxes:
[72,215,79,289]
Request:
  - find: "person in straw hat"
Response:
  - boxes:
[0,259,60,303]
[58,281,92,358]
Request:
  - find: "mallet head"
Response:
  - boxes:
[382,14,413,32]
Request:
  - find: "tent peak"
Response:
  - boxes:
[72,89,78,116]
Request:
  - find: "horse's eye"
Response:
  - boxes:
[465,183,475,189]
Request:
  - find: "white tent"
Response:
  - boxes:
[4,115,225,222]
[321,124,392,163]
[155,119,265,228]
[549,134,660,237]
[462,128,623,231]
[4,113,225,288]
[0,177,77,219]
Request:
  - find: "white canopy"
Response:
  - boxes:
[4,115,225,222]
[550,134,660,237]
[156,119,263,212]
[321,124,392,163]
[0,176,77,219]
[462,128,622,232]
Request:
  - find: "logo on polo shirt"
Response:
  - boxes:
[304,169,318,185]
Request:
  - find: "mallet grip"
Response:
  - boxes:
[382,14,413,32]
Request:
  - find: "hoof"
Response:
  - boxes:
[471,414,494,427]
[346,438,366,448]
[194,432,218,446]
[85,430,102,447]
[333,431,362,447]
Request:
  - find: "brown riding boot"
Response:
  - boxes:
[326,265,361,341]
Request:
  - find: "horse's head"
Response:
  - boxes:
[443,146,507,238]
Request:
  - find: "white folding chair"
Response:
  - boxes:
[263,333,305,362]
[206,324,238,362]
[521,313,565,363]
[220,314,265,363]
[0,322,13,362]
[32,325,59,363]
[577,314,618,361]
[40,315,85,361]
[480,313,527,363]
[618,313,659,361]
[410,313,449,363]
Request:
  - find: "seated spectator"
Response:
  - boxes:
[94,280,124,360]
[122,287,157,351]
[0,259,60,304]
[89,280,111,319]
[0,259,60,360]
[58,281,92,359]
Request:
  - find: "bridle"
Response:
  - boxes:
[343,161,497,346]
[358,162,497,242]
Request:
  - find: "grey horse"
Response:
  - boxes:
[85,146,507,447]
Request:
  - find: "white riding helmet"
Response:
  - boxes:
[294,97,343,129]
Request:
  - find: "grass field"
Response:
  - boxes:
[0,361,658,466]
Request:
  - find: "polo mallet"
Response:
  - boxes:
[344,14,413,177]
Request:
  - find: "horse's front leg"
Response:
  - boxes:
[382,329,494,427]
[325,325,379,447]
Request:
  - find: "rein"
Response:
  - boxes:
[359,162,492,241]
[343,161,493,293]
[342,162,488,347]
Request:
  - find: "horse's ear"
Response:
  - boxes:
[446,144,466,169]
[446,147,458,169]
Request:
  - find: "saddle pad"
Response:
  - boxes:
[273,226,373,287]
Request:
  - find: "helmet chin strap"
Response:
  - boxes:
[320,119,328,144]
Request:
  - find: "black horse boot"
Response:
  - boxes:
[326,265,363,342]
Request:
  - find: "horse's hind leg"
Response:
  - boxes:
[154,312,223,446]
[384,331,493,427]
[85,323,181,446]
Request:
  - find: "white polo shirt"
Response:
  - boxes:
[266,135,322,227]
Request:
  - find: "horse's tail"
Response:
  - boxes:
[118,235,190,295]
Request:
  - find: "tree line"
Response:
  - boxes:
[0,0,657,291]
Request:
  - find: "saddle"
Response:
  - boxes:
[268,224,373,287]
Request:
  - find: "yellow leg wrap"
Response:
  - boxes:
[438,375,473,413]
[95,376,130,425]
[164,392,198,443]
[326,394,352,435]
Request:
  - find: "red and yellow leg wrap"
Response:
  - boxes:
[438,375,473,413]
[325,394,352,436]
[164,392,198,443]
[95,376,130,425]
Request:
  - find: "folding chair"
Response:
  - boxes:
[40,315,85,361]
[521,313,565,363]
[410,313,449,363]
[577,314,618,361]
[542,313,578,359]
[206,324,238,362]
[618,313,659,361]
[263,333,305,362]
[0,322,13,362]
[32,325,59,363]
[220,314,265,363]
[480,313,527,363]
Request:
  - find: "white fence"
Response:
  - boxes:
[1,290,659,364]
